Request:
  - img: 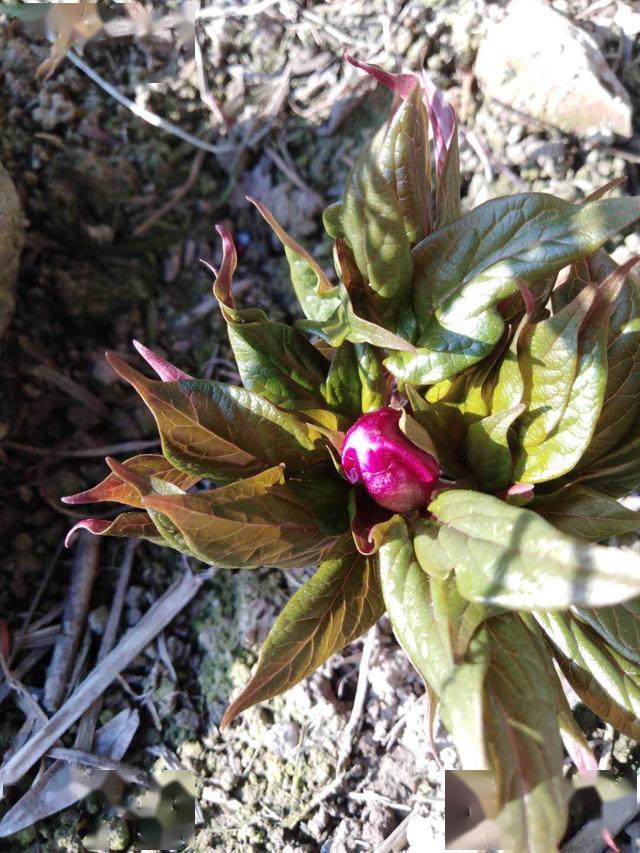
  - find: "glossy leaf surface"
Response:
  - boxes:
[142,466,334,568]
[429,490,640,608]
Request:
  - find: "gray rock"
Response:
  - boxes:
[0,162,24,338]
[475,0,632,140]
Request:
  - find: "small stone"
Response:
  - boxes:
[85,223,114,244]
[88,605,108,635]
[306,804,331,840]
[475,0,632,140]
[439,746,459,770]
[263,720,300,759]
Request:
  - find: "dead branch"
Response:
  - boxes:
[0,568,207,787]
[44,533,101,712]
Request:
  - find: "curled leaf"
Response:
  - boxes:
[65,512,163,548]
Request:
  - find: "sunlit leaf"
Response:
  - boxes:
[405,385,468,478]
[514,296,609,482]
[142,466,335,568]
[575,256,640,471]
[103,457,196,555]
[573,599,640,664]
[211,225,330,410]
[106,352,325,483]
[466,405,525,491]
[378,517,490,767]
[429,489,640,608]
[516,286,596,449]
[340,119,414,323]
[536,611,640,740]
[65,512,164,549]
[62,454,201,510]
[380,86,431,244]
[483,614,570,853]
[250,198,338,323]
[413,518,455,580]
[384,195,640,384]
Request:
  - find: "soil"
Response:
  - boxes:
[1,2,640,852]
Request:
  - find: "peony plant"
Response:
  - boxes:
[64,57,640,850]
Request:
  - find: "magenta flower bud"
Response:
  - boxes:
[341,407,440,513]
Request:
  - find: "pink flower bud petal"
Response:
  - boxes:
[341,408,440,513]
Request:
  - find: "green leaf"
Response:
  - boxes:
[250,198,338,323]
[274,466,350,538]
[483,614,570,853]
[340,119,414,321]
[405,385,468,478]
[321,342,361,419]
[66,512,166,548]
[384,194,640,384]
[212,225,330,409]
[572,599,640,664]
[106,353,325,483]
[220,534,384,727]
[429,489,640,608]
[380,86,432,245]
[425,338,506,430]
[534,486,640,542]
[296,278,416,353]
[354,342,387,413]
[571,422,640,498]
[519,612,597,775]
[413,518,455,579]
[378,517,490,767]
[516,287,596,449]
[227,321,330,410]
[322,341,387,419]
[322,201,344,239]
[466,405,525,491]
[576,255,640,470]
[490,298,533,413]
[143,466,335,569]
[102,457,197,556]
[514,298,609,483]
[434,124,461,229]
[535,611,640,740]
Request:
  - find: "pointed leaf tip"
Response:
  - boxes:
[104,351,148,392]
[60,492,87,505]
[132,341,190,382]
[212,224,238,311]
[65,519,110,548]
[344,54,417,98]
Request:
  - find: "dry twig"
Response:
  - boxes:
[44,534,101,712]
[75,539,138,750]
[66,50,225,156]
[0,568,208,787]
[336,624,378,774]
[133,148,208,237]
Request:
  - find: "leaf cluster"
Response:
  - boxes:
[65,58,640,851]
